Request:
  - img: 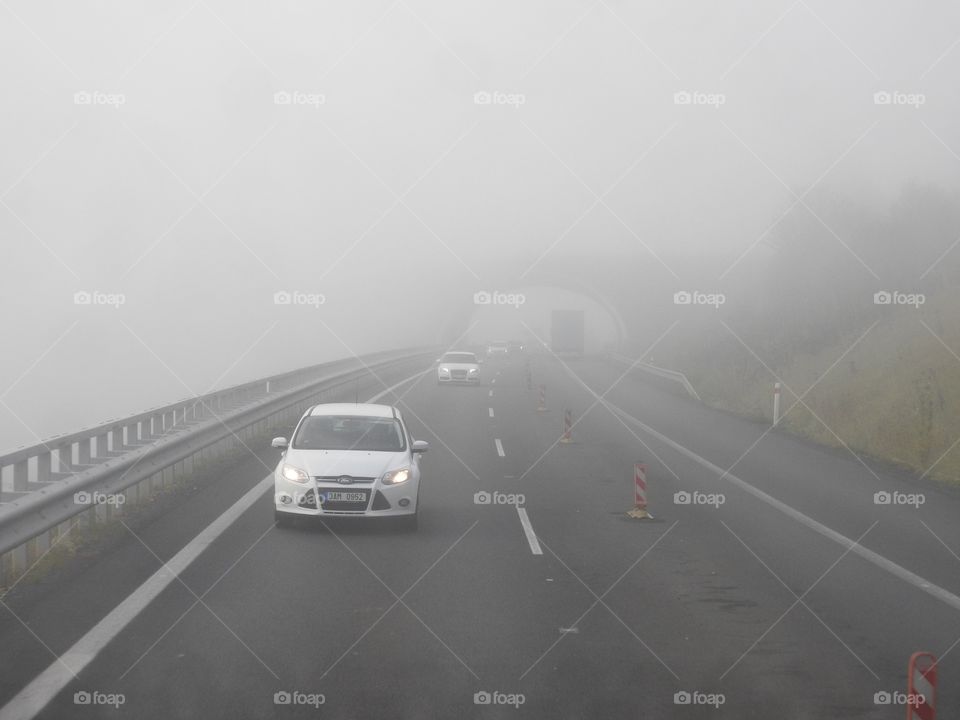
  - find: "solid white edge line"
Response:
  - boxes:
[517,507,542,555]
[0,367,430,720]
[495,438,505,457]
[558,363,960,614]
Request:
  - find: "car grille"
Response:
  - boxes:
[314,475,375,484]
[451,369,468,380]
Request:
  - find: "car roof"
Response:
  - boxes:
[307,403,396,418]
[444,350,476,356]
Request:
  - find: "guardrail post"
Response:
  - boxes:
[110,428,123,453]
[77,437,91,465]
[37,451,52,482]
[13,460,28,491]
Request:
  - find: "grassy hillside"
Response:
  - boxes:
[660,286,960,485]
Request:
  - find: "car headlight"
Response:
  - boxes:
[468,368,479,374]
[281,464,310,483]
[438,366,450,374]
[381,467,410,485]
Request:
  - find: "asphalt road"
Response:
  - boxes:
[1,352,958,719]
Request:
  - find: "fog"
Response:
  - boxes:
[3,0,960,449]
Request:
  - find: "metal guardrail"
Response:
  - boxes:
[0,348,434,583]
[609,352,701,401]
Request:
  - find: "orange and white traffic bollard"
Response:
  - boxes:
[627,463,652,519]
[537,384,547,412]
[907,651,936,720]
[559,409,573,443]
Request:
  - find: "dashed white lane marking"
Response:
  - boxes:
[517,507,543,555]
[488,390,493,397]
[0,368,431,720]
[488,408,494,418]
[495,438,505,457]
[559,363,960,615]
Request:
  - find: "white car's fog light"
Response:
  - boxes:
[398,498,411,507]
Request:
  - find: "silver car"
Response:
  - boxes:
[272,403,428,530]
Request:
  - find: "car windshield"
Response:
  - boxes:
[292,416,406,452]
[440,352,477,363]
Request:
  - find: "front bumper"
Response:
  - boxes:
[275,479,418,518]
[437,374,480,384]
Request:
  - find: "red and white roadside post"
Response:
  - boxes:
[907,652,936,719]
[537,384,547,412]
[559,409,573,443]
[772,382,781,426]
[627,463,651,519]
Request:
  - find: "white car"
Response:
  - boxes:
[486,342,509,357]
[272,403,428,530]
[436,351,481,384]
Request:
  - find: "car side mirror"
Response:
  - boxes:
[412,440,429,454]
[271,437,288,450]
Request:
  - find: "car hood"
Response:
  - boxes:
[439,362,479,370]
[283,449,407,479]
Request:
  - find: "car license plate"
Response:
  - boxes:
[324,491,365,502]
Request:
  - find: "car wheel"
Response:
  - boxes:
[275,511,297,528]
